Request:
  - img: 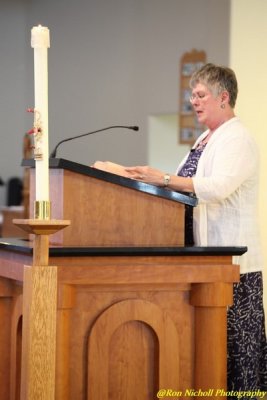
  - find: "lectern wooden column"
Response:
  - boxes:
[0,158,244,400]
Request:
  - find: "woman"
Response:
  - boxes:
[94,63,267,396]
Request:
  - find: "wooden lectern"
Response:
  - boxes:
[26,158,197,247]
[0,159,245,400]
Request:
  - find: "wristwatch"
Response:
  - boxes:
[163,173,171,187]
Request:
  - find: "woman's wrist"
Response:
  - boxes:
[163,174,171,187]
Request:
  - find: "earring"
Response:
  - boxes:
[221,103,225,109]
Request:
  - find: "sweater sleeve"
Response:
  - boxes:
[192,132,259,203]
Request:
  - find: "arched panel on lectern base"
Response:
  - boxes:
[87,299,180,400]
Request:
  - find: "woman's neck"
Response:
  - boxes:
[209,111,235,133]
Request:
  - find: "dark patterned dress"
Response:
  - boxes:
[177,145,267,399]
[178,145,206,245]
[227,272,267,399]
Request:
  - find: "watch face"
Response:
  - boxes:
[164,174,170,186]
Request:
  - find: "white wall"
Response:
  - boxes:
[230,0,267,317]
[0,0,230,205]
[148,114,189,173]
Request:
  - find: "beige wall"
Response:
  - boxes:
[230,0,267,311]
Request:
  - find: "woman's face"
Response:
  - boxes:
[190,83,224,129]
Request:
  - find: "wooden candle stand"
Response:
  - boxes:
[13,218,70,400]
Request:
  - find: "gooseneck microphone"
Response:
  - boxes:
[49,125,139,158]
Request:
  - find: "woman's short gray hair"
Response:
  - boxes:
[189,63,238,108]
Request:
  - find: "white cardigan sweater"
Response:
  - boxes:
[177,117,263,274]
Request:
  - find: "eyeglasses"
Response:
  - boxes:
[189,91,208,103]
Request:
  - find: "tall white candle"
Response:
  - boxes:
[31,25,50,201]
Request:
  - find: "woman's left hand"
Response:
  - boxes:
[125,165,165,186]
